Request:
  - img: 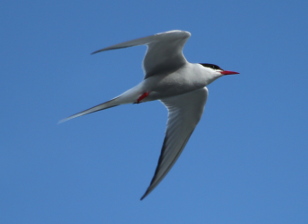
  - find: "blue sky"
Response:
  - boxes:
[1,0,307,223]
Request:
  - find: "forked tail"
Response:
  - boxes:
[59,83,146,124]
[59,97,120,123]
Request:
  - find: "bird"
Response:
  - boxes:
[60,30,239,200]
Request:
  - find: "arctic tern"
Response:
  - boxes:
[61,30,239,200]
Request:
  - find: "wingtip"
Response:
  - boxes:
[57,117,71,124]
[140,184,155,200]
[140,191,149,201]
[91,50,100,55]
[58,114,80,124]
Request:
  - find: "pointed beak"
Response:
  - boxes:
[220,70,239,75]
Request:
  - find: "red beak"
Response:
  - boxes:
[220,70,239,75]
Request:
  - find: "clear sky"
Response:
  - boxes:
[1,0,307,223]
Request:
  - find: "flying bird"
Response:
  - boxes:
[61,30,239,200]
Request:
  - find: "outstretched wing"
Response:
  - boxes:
[92,30,191,78]
[141,87,208,200]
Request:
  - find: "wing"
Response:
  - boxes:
[91,30,191,78]
[140,87,208,200]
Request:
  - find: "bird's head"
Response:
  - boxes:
[200,63,239,84]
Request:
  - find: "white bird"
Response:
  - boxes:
[61,30,239,200]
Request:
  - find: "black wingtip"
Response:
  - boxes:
[140,192,148,201]
[91,48,105,55]
[140,186,153,200]
[91,50,99,55]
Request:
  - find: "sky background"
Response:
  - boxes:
[1,0,307,223]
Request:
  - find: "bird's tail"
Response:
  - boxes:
[58,97,121,123]
[59,84,144,124]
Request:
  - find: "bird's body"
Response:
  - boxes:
[113,63,216,104]
[140,63,217,101]
[61,30,239,200]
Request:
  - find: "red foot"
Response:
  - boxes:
[136,92,149,103]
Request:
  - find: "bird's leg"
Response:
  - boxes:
[135,92,150,104]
